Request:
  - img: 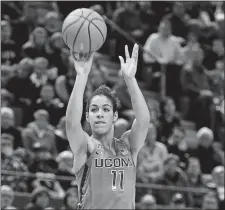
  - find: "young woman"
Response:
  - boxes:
[66,44,150,209]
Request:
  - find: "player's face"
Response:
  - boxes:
[87,95,117,135]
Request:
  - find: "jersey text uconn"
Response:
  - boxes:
[95,157,133,168]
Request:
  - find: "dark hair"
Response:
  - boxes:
[85,85,119,113]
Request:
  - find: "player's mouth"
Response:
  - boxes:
[95,121,106,124]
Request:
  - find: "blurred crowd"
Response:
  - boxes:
[1,1,224,210]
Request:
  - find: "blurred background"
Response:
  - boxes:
[1,1,224,209]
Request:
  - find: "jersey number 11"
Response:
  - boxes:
[111,170,124,191]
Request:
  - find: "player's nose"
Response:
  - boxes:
[96,109,104,118]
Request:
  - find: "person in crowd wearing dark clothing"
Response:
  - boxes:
[22,27,49,59]
[1,107,23,149]
[55,56,76,104]
[1,20,20,65]
[153,154,193,207]
[34,84,65,126]
[186,157,206,208]
[203,38,224,71]
[56,150,75,191]
[166,125,190,168]
[159,97,181,142]
[6,57,34,105]
[25,187,51,210]
[163,2,190,39]
[196,127,223,174]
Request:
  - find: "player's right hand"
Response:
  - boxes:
[71,51,94,76]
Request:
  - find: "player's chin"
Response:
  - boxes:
[93,127,109,135]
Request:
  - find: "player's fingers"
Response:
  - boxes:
[132,44,139,63]
[125,45,130,62]
[119,56,125,67]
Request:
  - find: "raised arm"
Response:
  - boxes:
[119,44,150,156]
[66,52,94,172]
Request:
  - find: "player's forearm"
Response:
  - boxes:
[124,77,150,124]
[66,74,88,129]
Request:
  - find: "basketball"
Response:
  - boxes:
[62,8,107,53]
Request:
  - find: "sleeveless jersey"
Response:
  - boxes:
[76,138,136,209]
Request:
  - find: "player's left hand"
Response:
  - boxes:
[119,44,139,78]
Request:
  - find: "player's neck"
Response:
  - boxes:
[92,126,115,151]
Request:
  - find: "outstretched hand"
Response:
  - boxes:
[119,44,139,78]
[71,51,94,76]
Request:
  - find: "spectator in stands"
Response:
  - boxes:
[56,150,75,191]
[55,56,76,104]
[1,65,15,89]
[1,185,17,210]
[196,127,223,174]
[22,27,49,59]
[22,109,57,157]
[1,89,14,108]
[153,154,193,207]
[181,47,213,125]
[159,97,180,142]
[112,1,145,55]
[43,11,62,36]
[6,58,34,105]
[170,193,187,209]
[167,126,189,168]
[28,57,50,103]
[25,187,51,210]
[46,32,67,75]
[1,133,29,192]
[55,116,70,153]
[138,194,157,210]
[34,84,64,126]
[163,2,190,39]
[208,60,224,98]
[136,123,168,201]
[1,107,23,149]
[203,38,224,71]
[212,166,224,205]
[181,32,201,67]
[143,18,183,107]
[1,20,20,65]
[186,157,206,208]
[202,191,220,210]
[61,186,79,210]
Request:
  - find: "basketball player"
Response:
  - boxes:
[66,44,150,209]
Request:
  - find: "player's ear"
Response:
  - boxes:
[113,111,118,123]
[86,112,89,122]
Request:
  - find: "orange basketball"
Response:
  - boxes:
[62,8,107,53]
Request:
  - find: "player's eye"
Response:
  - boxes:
[91,108,98,112]
[103,108,110,112]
